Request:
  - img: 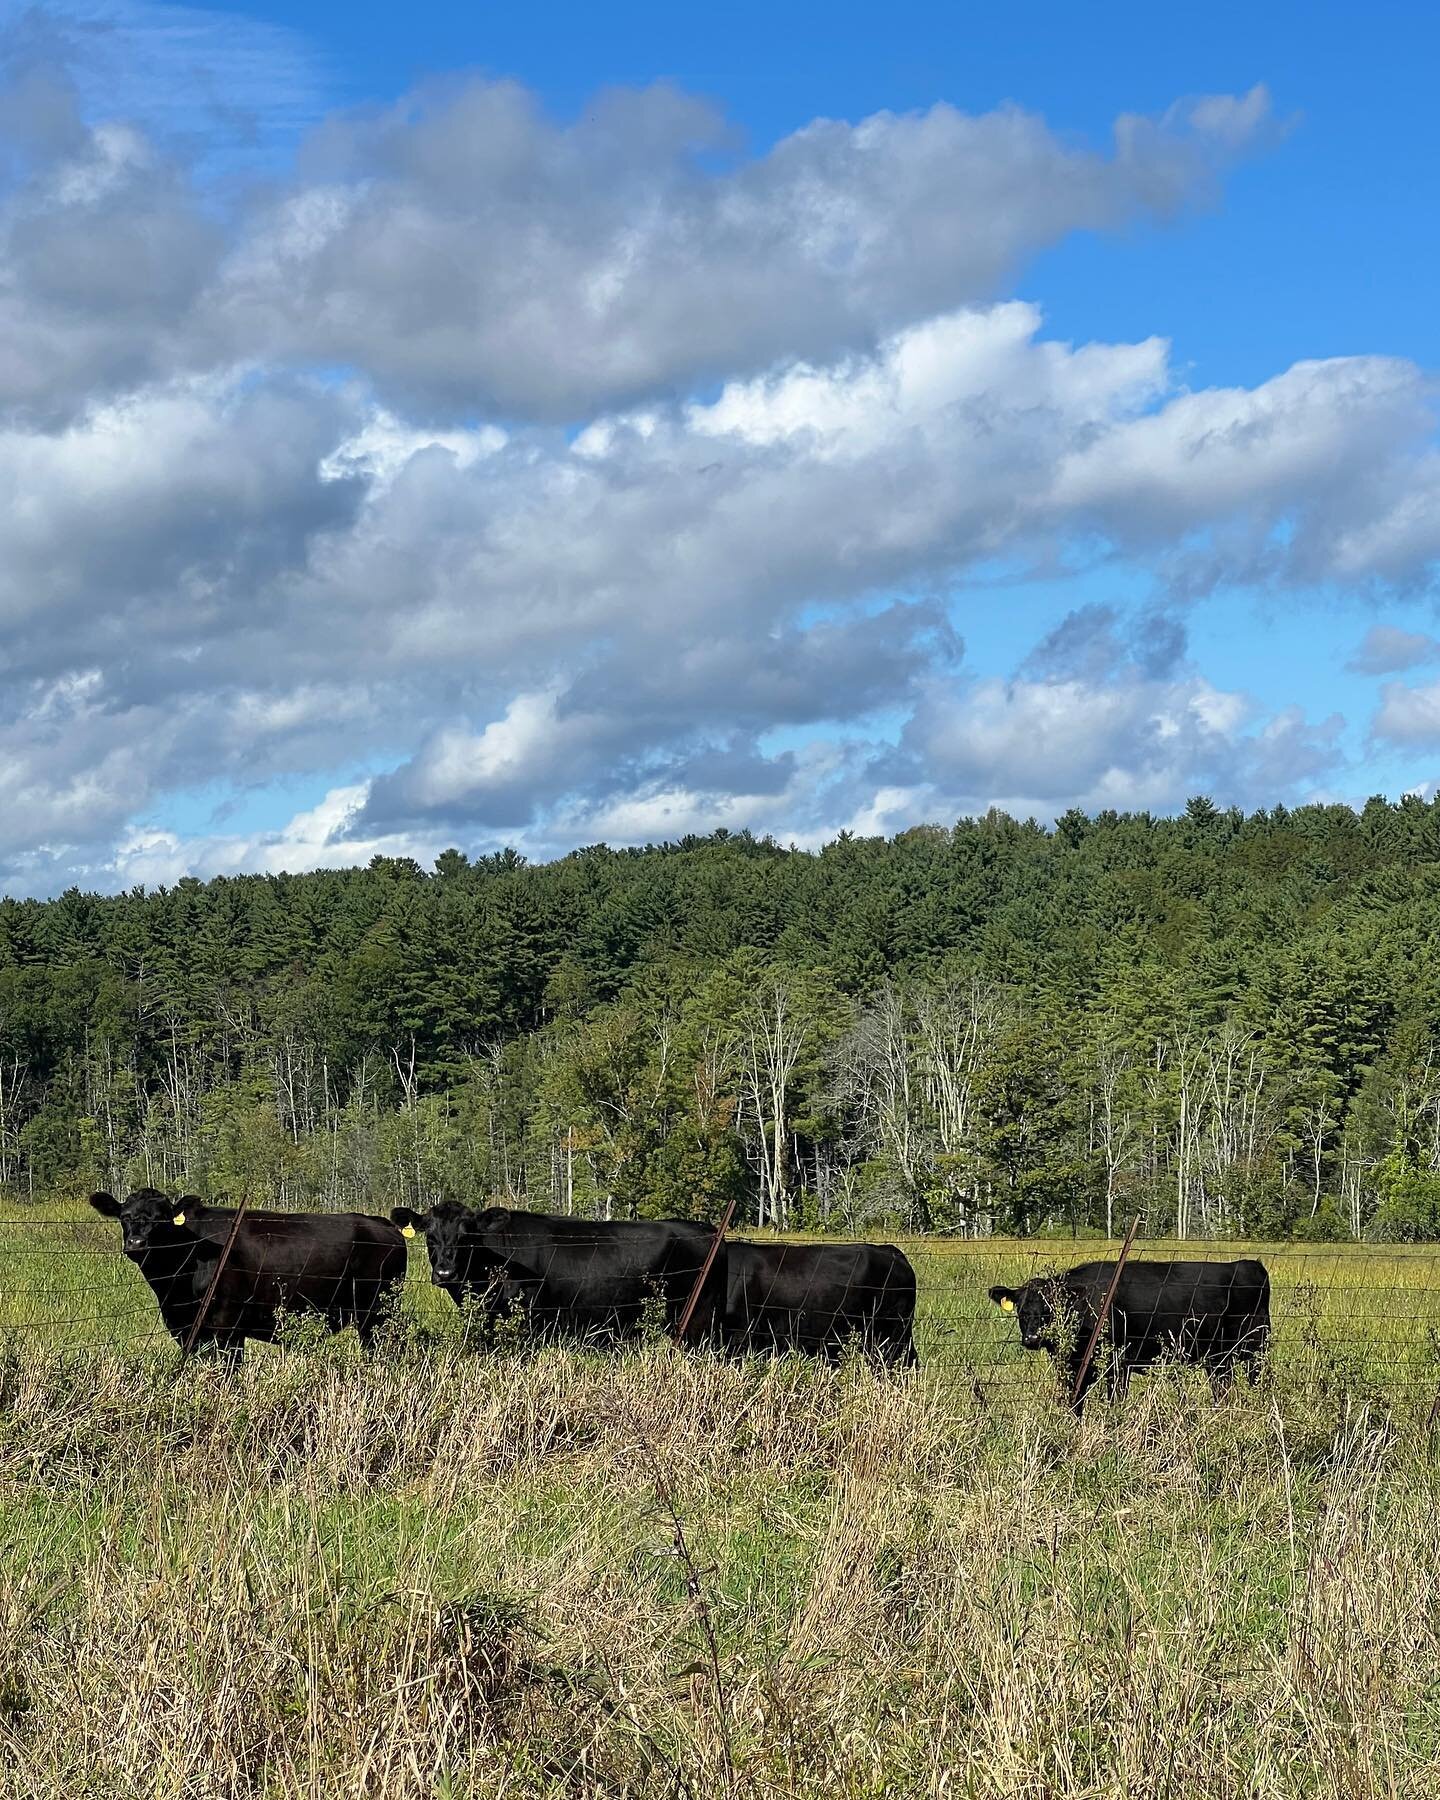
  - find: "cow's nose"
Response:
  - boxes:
[433,1267,455,1283]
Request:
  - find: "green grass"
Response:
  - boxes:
[8,1201,1440,1407]
[7,1203,1440,1792]
[1,1335,1439,1796]
[907,1235,1440,1401]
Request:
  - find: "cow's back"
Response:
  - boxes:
[479,1213,719,1339]
[202,1210,406,1339]
[723,1240,917,1361]
[1079,1257,1271,1361]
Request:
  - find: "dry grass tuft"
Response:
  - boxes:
[1,1334,1439,1796]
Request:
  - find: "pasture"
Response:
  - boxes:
[3,1205,1440,1795]
[7,1199,1440,1399]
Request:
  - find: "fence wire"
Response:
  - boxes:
[2,1208,1438,1401]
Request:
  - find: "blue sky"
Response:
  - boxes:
[1,0,1438,892]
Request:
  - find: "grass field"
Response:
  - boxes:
[6,1200,1440,1399]
[4,1205,1440,1795]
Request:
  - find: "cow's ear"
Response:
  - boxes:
[391,1207,421,1237]
[988,1285,1018,1314]
[475,1206,510,1230]
[89,1192,122,1218]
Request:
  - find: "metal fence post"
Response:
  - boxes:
[674,1198,737,1344]
[1070,1213,1143,1407]
[182,1195,251,1356]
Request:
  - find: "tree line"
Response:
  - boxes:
[5,793,1440,1239]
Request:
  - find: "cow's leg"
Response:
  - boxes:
[190,1329,245,1369]
[1067,1358,1100,1416]
[877,1323,919,1369]
[881,1333,909,1369]
[1236,1320,1268,1385]
[1206,1345,1239,1397]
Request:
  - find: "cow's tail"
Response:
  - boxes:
[1237,1261,1272,1377]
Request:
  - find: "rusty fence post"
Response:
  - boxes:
[182,1195,251,1357]
[1069,1212,1143,1408]
[674,1198,738,1344]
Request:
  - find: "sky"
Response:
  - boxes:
[2,0,1439,897]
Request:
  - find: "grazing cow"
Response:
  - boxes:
[89,1188,406,1360]
[390,1203,724,1344]
[989,1258,1271,1412]
[722,1240,918,1367]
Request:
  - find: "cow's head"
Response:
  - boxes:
[469,1206,515,1241]
[989,1278,1067,1354]
[391,1200,483,1287]
[90,1188,198,1257]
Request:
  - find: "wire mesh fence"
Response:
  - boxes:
[3,1201,1440,1406]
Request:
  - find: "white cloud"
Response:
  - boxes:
[900,608,1343,817]
[1346,624,1440,675]
[1050,355,1436,583]
[0,299,1431,889]
[0,53,1434,893]
[319,409,507,487]
[0,63,1278,424]
[201,80,1276,420]
[102,784,433,888]
[1373,680,1440,747]
[1326,453,1440,580]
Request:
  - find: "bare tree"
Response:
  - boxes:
[736,973,819,1231]
[1089,1034,1139,1240]
[830,987,931,1228]
[913,979,1009,1234]
[0,1046,28,1194]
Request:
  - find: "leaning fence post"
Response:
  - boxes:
[674,1198,737,1344]
[182,1194,251,1357]
[1070,1213,1143,1408]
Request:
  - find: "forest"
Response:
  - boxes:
[4,792,1440,1240]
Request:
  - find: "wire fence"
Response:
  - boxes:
[3,1203,1440,1404]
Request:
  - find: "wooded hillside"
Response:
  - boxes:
[5,793,1440,1238]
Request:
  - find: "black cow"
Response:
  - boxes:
[390,1203,724,1344]
[989,1257,1271,1412]
[90,1188,406,1360]
[722,1240,918,1367]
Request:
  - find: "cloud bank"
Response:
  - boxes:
[0,37,1435,895]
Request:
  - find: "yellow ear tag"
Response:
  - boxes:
[172,1212,186,1227]
[400,1224,416,1239]
[999,1296,1015,1313]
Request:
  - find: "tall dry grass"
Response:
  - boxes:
[1,1333,1439,1798]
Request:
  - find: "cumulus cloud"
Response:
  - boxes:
[896,606,1343,817]
[0,0,328,422]
[1373,680,1440,747]
[0,373,360,687]
[0,80,220,420]
[0,294,1434,890]
[1346,623,1440,675]
[0,41,1433,895]
[0,57,1279,424]
[101,784,439,891]
[204,78,1280,420]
